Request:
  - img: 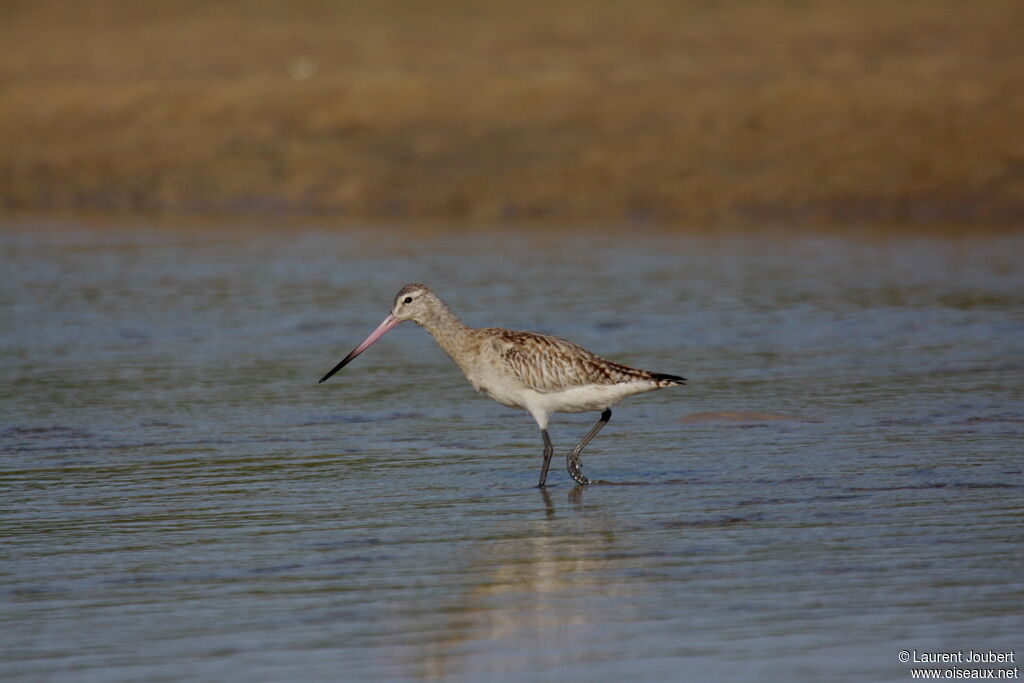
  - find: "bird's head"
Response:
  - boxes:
[389,283,438,324]
[318,283,439,384]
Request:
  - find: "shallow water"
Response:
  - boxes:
[1,221,1022,681]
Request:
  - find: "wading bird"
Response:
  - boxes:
[319,284,685,486]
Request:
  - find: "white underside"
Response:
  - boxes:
[480,380,660,430]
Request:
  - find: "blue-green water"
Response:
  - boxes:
[2,222,1022,681]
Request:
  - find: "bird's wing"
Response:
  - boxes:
[486,329,654,393]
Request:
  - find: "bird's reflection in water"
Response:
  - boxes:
[408,487,642,679]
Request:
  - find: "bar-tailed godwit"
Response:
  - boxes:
[319,284,685,486]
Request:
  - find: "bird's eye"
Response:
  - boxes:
[403,296,413,304]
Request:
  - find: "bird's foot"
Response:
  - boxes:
[567,455,592,485]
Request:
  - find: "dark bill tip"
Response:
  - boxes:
[318,313,399,384]
[318,351,357,383]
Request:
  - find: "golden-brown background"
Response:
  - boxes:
[3,0,1023,227]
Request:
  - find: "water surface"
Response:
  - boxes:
[2,222,1022,681]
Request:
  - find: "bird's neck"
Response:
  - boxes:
[417,301,472,359]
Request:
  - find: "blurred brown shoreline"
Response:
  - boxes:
[3,0,1023,230]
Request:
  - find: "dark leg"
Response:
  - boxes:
[567,408,612,485]
[536,429,554,488]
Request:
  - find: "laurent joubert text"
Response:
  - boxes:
[900,650,1018,680]
[900,651,1016,665]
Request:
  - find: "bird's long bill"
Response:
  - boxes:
[318,313,399,383]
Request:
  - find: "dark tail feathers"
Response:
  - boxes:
[652,372,687,385]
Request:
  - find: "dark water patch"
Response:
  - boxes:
[299,414,380,426]
[846,482,1022,493]
[306,537,384,550]
[678,411,812,425]
[949,482,1022,490]
[593,549,675,561]
[297,411,426,426]
[4,443,102,454]
[9,585,73,599]
[960,414,1024,425]
[724,476,830,489]
[246,563,306,576]
[734,497,810,507]
[659,514,765,529]
[808,493,871,503]
[875,412,1024,430]
[1,425,97,439]
[727,491,872,510]
[1,425,101,454]
[845,482,956,493]
[3,433,339,456]
[929,362,1024,376]
[316,554,396,567]
[98,571,248,588]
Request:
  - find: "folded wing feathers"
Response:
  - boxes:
[493,329,680,393]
